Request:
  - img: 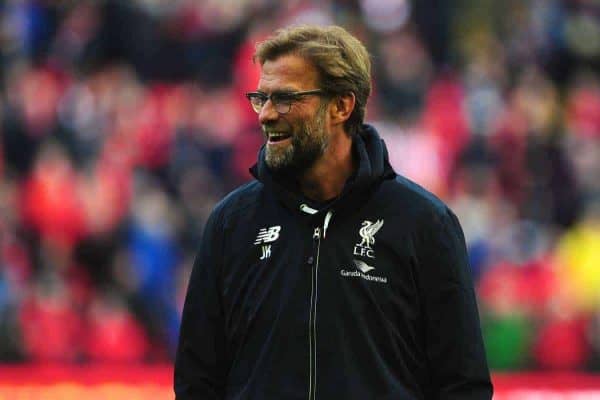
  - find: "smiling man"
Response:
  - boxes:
[175,25,492,400]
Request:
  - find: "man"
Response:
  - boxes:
[175,25,492,399]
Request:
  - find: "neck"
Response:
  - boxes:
[299,130,355,202]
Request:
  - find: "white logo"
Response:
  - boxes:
[254,226,281,245]
[353,259,375,274]
[255,226,280,260]
[340,259,388,284]
[260,245,272,260]
[353,219,384,259]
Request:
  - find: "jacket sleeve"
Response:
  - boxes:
[415,206,493,400]
[174,209,228,399]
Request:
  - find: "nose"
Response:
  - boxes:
[258,99,279,125]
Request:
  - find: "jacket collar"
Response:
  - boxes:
[249,124,396,221]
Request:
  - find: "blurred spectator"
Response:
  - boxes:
[375,116,445,197]
[20,142,87,251]
[85,290,149,363]
[491,68,582,227]
[19,271,83,362]
[478,261,536,370]
[2,65,67,178]
[555,200,600,314]
[124,173,181,355]
[0,0,598,370]
[565,70,600,139]
[374,28,432,119]
[534,311,590,370]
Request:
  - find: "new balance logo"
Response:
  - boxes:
[255,226,280,261]
[254,226,281,245]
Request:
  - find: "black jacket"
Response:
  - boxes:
[175,125,493,399]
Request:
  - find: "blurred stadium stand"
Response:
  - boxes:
[0,1,600,391]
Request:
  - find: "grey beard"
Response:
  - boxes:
[264,109,328,175]
[265,134,327,175]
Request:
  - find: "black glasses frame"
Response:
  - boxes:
[245,89,325,114]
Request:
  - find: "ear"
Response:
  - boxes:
[329,92,356,127]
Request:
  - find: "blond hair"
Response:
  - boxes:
[254,25,371,136]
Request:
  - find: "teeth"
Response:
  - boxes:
[269,132,288,138]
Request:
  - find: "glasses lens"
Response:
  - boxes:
[272,93,293,114]
[247,94,265,113]
[275,102,292,114]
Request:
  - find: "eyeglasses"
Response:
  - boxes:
[245,89,325,114]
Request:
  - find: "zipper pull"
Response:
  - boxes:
[309,228,321,266]
[313,227,321,240]
[323,210,333,238]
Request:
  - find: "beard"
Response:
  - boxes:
[262,105,328,176]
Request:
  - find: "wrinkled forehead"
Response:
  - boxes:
[257,54,320,92]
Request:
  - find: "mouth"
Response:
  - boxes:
[266,132,292,144]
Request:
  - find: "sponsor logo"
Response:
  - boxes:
[354,259,375,273]
[353,219,384,259]
[340,259,388,284]
[255,226,281,260]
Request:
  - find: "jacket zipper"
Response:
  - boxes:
[309,226,321,400]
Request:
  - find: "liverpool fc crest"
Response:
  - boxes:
[354,219,384,258]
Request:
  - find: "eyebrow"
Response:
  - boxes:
[256,87,300,95]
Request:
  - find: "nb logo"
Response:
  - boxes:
[255,226,281,259]
[254,226,281,245]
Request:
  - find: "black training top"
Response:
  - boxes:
[175,124,493,400]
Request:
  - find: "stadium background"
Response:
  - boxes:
[0,0,599,398]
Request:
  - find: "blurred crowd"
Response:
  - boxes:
[0,0,599,370]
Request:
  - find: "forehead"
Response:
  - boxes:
[258,54,319,92]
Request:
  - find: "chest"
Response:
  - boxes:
[219,206,421,330]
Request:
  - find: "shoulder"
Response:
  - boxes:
[206,180,264,229]
[379,174,451,224]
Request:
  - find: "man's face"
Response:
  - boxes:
[256,54,330,175]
